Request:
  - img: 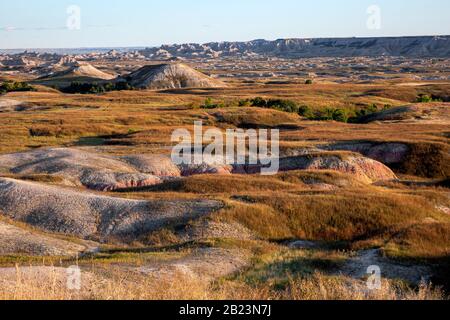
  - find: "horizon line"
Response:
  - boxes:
[0,34,449,52]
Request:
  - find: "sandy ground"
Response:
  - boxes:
[134,247,250,281]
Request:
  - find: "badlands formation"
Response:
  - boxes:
[0,148,396,189]
[34,62,116,87]
[0,177,221,239]
[123,63,226,89]
[0,36,449,300]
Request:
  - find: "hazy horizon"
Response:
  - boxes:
[1,34,450,53]
[1,0,450,50]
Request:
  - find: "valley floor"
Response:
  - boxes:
[0,74,449,300]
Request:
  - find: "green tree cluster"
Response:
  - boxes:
[0,81,35,94]
[61,81,134,94]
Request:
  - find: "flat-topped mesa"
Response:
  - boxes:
[140,36,450,58]
[123,63,226,89]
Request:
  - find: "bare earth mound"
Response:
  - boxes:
[120,154,181,177]
[34,62,116,88]
[0,148,396,187]
[284,154,397,184]
[360,103,450,123]
[0,220,91,256]
[46,62,116,80]
[0,148,165,191]
[125,63,226,89]
[325,142,410,165]
[241,154,397,184]
[0,178,222,239]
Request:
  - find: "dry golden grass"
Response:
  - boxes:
[0,266,444,300]
[147,174,305,194]
[215,190,449,241]
[1,81,448,155]
[384,223,450,259]
[1,78,449,299]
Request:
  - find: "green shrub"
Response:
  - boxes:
[200,98,220,109]
[238,99,251,107]
[267,99,299,113]
[298,105,313,118]
[417,94,432,103]
[416,94,442,103]
[0,81,35,94]
[332,109,349,123]
[236,97,381,124]
[61,81,134,94]
[245,97,300,114]
[353,104,378,118]
[250,97,267,108]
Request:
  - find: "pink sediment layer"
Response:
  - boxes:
[87,177,162,192]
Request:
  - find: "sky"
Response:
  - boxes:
[0,0,449,49]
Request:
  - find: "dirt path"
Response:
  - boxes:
[288,241,432,285]
[134,247,250,281]
[338,249,431,285]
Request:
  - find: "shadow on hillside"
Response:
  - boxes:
[159,87,225,95]
[74,133,136,147]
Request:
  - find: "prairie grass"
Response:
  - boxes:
[0,265,443,300]
[383,223,450,260]
[216,190,449,241]
[1,80,449,299]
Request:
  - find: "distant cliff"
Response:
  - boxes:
[140,36,450,59]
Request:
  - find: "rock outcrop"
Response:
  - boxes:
[34,62,116,87]
[41,61,116,80]
[0,148,397,187]
[284,155,397,183]
[121,154,181,177]
[0,220,90,256]
[180,163,233,176]
[123,63,226,89]
[325,142,410,165]
[140,36,450,59]
[359,103,450,123]
[0,178,222,239]
[0,148,164,191]
[238,154,397,184]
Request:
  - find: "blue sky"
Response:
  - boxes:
[0,0,449,49]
